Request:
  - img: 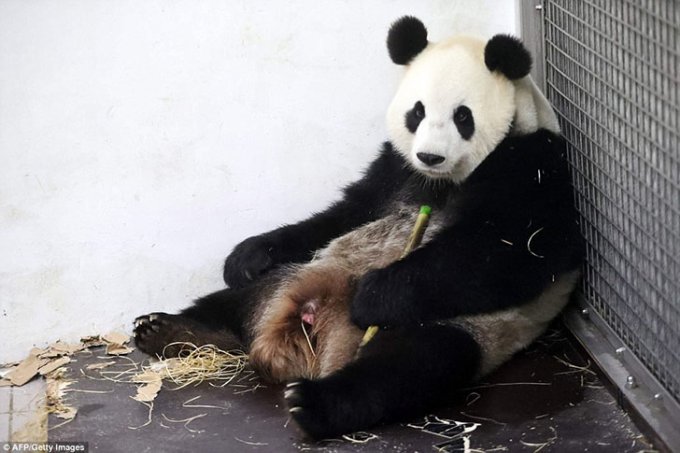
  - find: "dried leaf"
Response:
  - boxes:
[41,341,85,357]
[106,344,133,356]
[85,361,117,370]
[7,353,49,386]
[80,335,106,348]
[133,369,163,384]
[38,357,71,376]
[132,379,162,402]
[45,375,77,422]
[0,361,20,369]
[54,405,78,420]
[103,331,130,345]
[29,347,49,357]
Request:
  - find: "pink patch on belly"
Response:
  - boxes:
[301,312,315,325]
[300,299,319,326]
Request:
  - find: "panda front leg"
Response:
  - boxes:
[247,210,423,383]
[222,145,409,289]
[284,323,481,440]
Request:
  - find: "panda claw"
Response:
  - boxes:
[286,380,303,389]
[289,406,303,414]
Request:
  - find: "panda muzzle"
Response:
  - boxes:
[416,152,446,166]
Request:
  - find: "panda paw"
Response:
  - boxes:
[284,379,340,440]
[351,268,421,329]
[223,234,276,288]
[133,312,202,358]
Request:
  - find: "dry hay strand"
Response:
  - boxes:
[161,412,207,433]
[527,227,545,258]
[83,342,248,405]
[234,437,269,446]
[128,401,154,430]
[552,354,597,376]
[150,342,249,389]
[341,432,378,444]
[181,395,230,410]
[519,426,558,453]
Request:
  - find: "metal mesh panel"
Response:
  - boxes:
[543,0,680,403]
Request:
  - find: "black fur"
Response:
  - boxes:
[285,323,480,439]
[453,105,474,140]
[484,34,532,80]
[416,152,445,166]
[223,143,412,288]
[405,100,425,133]
[387,16,428,65]
[134,272,281,354]
[133,15,582,439]
[183,273,281,341]
[134,312,241,357]
[350,130,582,329]
[135,129,582,439]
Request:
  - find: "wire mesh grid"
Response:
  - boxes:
[542,0,680,403]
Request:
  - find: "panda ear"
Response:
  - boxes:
[387,16,428,65]
[484,34,532,80]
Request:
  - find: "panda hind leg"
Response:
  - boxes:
[133,312,241,358]
[284,323,481,440]
[134,280,267,358]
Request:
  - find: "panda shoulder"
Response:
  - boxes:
[498,129,568,173]
[465,129,569,188]
[514,129,570,176]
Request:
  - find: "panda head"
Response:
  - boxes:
[386,16,555,183]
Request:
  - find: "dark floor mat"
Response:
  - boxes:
[49,326,653,452]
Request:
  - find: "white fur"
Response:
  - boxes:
[455,270,580,377]
[512,76,560,135]
[387,35,558,183]
[249,33,570,382]
[384,34,574,377]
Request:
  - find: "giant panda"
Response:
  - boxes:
[133,16,583,439]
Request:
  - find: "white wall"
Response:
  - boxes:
[0,0,516,362]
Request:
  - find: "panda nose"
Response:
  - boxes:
[416,152,445,166]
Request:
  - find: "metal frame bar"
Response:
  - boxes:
[564,304,680,450]
[517,0,547,91]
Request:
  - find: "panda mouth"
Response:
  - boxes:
[416,164,456,179]
[414,155,465,179]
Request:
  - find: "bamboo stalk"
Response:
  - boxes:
[357,205,432,349]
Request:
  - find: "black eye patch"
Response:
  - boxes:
[453,105,474,140]
[405,101,425,133]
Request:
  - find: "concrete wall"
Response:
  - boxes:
[0,0,516,361]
